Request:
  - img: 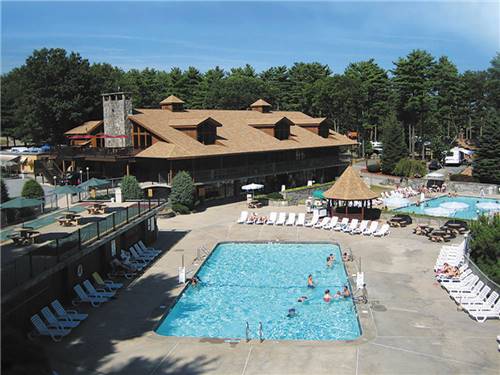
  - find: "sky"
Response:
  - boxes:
[1,1,499,74]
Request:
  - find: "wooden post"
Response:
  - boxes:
[126,163,130,176]
[62,160,66,173]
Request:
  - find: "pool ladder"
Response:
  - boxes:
[245,321,264,342]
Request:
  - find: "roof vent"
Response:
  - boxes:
[160,95,185,111]
[250,99,272,113]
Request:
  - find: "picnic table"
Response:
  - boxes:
[87,203,107,215]
[8,227,40,246]
[57,212,81,226]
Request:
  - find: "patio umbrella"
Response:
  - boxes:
[78,177,110,190]
[241,183,264,199]
[312,190,325,199]
[1,197,42,209]
[54,185,84,211]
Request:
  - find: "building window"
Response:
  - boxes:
[132,123,153,149]
[197,122,216,145]
[274,121,290,140]
[319,125,329,138]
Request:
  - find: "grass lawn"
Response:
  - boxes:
[370,184,393,195]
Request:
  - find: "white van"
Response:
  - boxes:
[444,147,465,166]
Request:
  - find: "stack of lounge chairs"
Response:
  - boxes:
[29,240,161,342]
[435,240,500,323]
[235,211,389,237]
[381,187,419,199]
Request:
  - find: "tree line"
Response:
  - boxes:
[1,48,499,161]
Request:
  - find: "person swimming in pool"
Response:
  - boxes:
[326,254,334,268]
[342,285,351,297]
[333,291,342,300]
[287,308,297,318]
[191,275,202,286]
[297,296,308,303]
[307,274,315,288]
[323,289,332,303]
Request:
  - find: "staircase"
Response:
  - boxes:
[36,159,64,185]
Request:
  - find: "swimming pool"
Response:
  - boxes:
[394,195,500,220]
[156,242,361,341]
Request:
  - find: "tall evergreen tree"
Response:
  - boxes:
[473,109,500,184]
[1,178,10,203]
[381,113,408,174]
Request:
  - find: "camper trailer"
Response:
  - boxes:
[444,147,474,166]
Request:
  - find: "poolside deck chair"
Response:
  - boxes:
[304,212,320,227]
[459,286,492,307]
[333,217,349,231]
[266,212,278,225]
[137,241,161,255]
[29,314,71,342]
[237,211,248,224]
[108,263,137,279]
[92,272,123,291]
[120,251,146,271]
[467,299,500,323]
[73,285,108,307]
[443,275,479,293]
[245,213,257,224]
[51,300,88,322]
[285,213,296,226]
[129,247,153,264]
[363,221,378,236]
[352,220,369,235]
[465,291,499,311]
[133,244,158,260]
[295,213,305,226]
[343,219,359,233]
[83,280,116,298]
[41,307,80,329]
[449,281,483,300]
[438,269,472,284]
[373,223,390,237]
[255,216,267,224]
[314,217,330,229]
[324,216,339,230]
[275,212,287,226]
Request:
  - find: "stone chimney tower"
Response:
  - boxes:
[102,92,133,148]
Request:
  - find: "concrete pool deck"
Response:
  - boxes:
[43,202,500,374]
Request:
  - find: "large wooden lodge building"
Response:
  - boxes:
[62,93,356,199]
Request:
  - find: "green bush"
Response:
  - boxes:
[170,171,195,209]
[366,160,381,173]
[469,215,500,284]
[267,192,284,200]
[121,175,143,200]
[450,174,478,182]
[21,179,44,199]
[172,203,190,215]
[393,158,427,178]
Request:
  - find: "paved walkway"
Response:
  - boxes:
[44,202,500,374]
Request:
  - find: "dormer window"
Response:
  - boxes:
[247,116,294,141]
[318,124,330,138]
[274,120,290,140]
[295,118,330,138]
[170,117,222,145]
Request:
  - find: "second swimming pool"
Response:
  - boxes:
[156,242,361,341]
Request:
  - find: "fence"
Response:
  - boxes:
[1,199,165,295]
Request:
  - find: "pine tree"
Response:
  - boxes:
[381,113,408,174]
[21,179,44,199]
[473,110,500,184]
[1,178,10,203]
[170,171,195,210]
[121,175,143,200]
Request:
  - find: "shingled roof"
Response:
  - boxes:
[250,99,271,107]
[323,166,378,201]
[64,120,103,135]
[160,95,185,105]
[131,108,356,159]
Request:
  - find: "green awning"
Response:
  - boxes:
[1,197,42,209]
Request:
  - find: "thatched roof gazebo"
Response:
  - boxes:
[323,166,378,219]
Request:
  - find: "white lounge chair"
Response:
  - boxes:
[246,213,258,224]
[138,240,161,255]
[437,269,472,283]
[363,221,378,235]
[459,286,492,307]
[449,281,484,300]
[334,217,349,231]
[83,280,116,299]
[237,211,248,224]
[373,223,390,237]
[467,299,500,323]
[295,213,306,226]
[129,247,154,263]
[51,300,88,322]
[343,219,359,233]
[465,291,499,311]
[443,275,479,293]
[92,272,123,291]
[73,285,109,307]
[304,212,319,227]
[285,213,296,226]
[267,212,278,225]
[41,306,80,329]
[133,244,158,260]
[314,217,330,229]
[352,220,369,235]
[135,242,160,257]
[29,314,71,342]
[275,212,287,226]
[324,216,339,230]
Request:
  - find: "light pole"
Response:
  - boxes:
[53,175,57,186]
[79,170,83,185]
[86,167,90,181]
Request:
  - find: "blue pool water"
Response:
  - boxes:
[394,195,500,220]
[156,242,361,341]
